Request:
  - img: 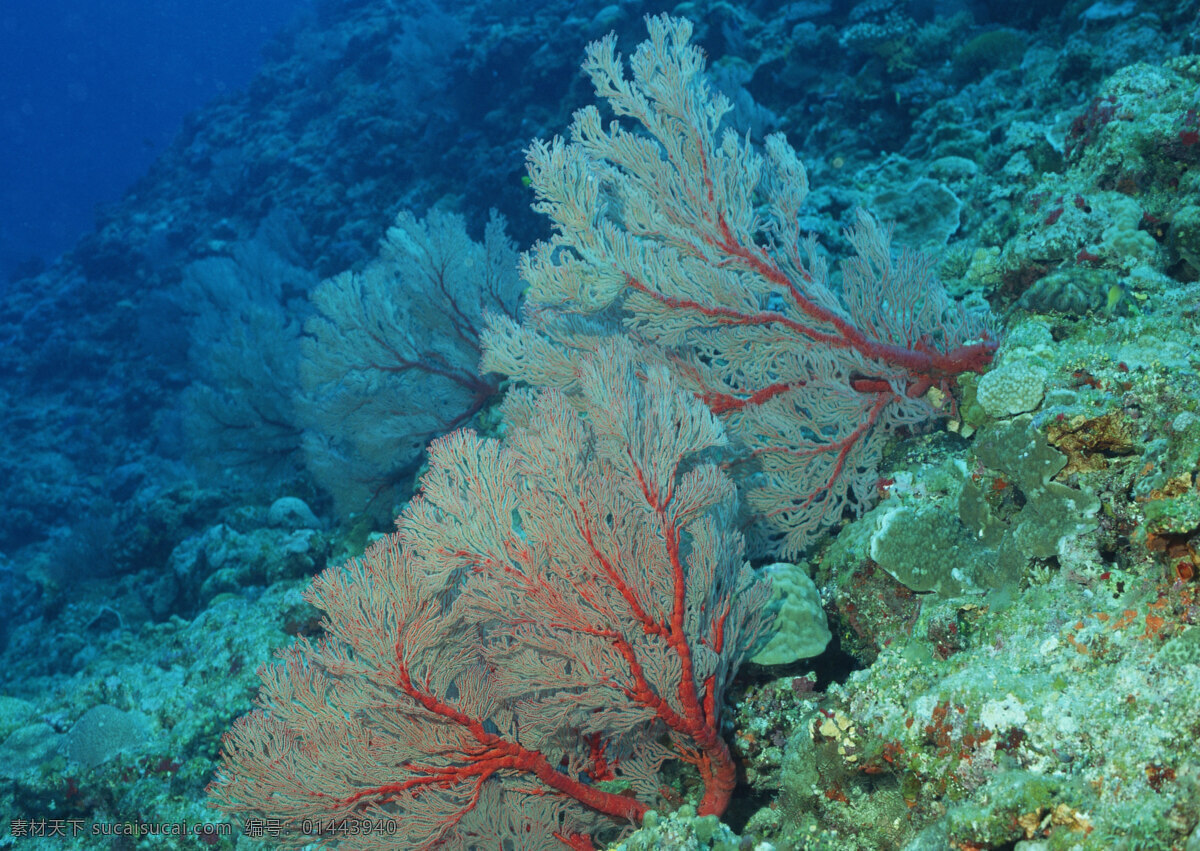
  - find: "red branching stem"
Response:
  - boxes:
[363,326,494,394]
[578,511,663,640]
[583,733,616,782]
[755,389,893,521]
[601,628,696,735]
[624,273,850,350]
[574,458,739,817]
[556,832,598,851]
[626,444,736,811]
[702,604,729,730]
[715,214,996,378]
[425,262,484,352]
[660,514,737,816]
[702,381,805,415]
[336,651,649,830]
[623,207,996,409]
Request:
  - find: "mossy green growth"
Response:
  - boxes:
[594,777,634,795]
[1141,488,1200,536]
[329,511,381,564]
[869,502,982,595]
[975,359,1046,417]
[0,696,38,743]
[1017,267,1125,317]
[970,415,1100,556]
[750,562,832,665]
[1157,627,1200,666]
[862,416,1098,596]
[1133,412,1200,499]
[954,372,990,433]
[608,805,742,851]
[952,28,1025,81]
[1168,204,1200,275]
[942,770,1089,848]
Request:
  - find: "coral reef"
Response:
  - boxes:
[2,0,1200,849]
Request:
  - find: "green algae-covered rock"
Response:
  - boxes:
[750,562,831,665]
[861,416,1098,597]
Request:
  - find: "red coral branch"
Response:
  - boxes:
[335,654,649,835]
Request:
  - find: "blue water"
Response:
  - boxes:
[1,0,1197,845]
[0,0,311,282]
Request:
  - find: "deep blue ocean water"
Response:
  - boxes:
[1,0,1198,845]
[0,0,311,283]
